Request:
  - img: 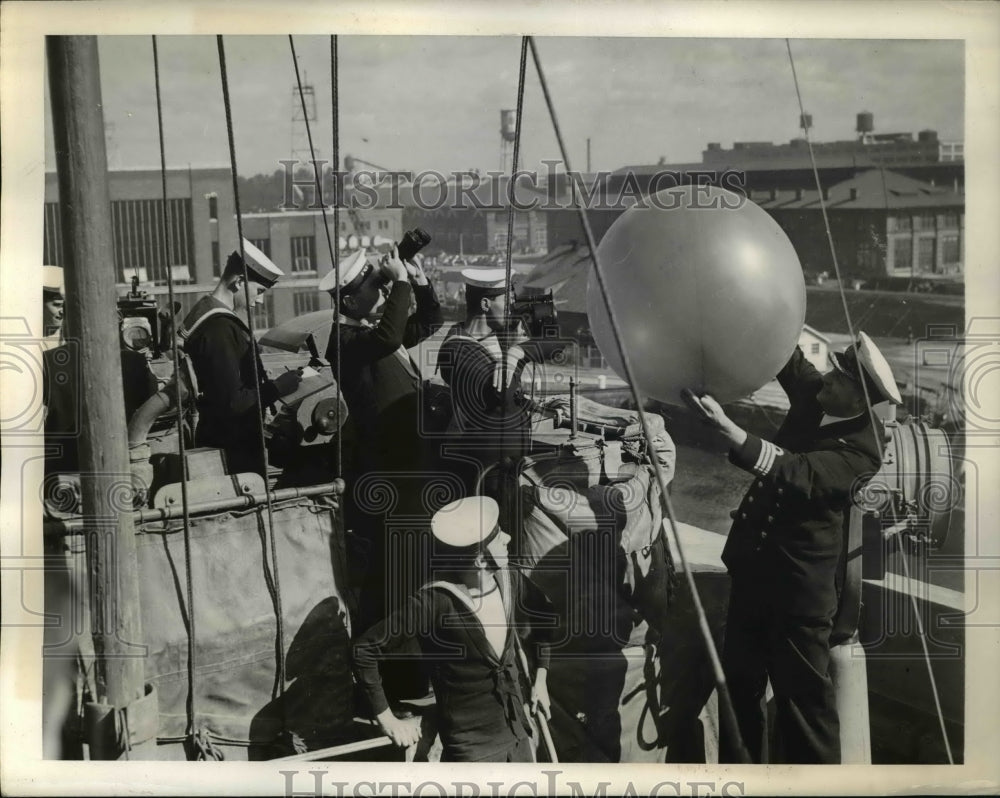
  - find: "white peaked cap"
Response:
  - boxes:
[461,267,510,291]
[239,238,284,287]
[431,496,501,551]
[831,330,903,405]
[855,331,903,405]
[319,249,369,294]
[43,265,64,295]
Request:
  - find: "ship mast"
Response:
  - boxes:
[47,36,149,757]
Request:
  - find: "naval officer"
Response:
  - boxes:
[691,332,901,764]
[182,241,302,476]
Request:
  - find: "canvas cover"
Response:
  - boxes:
[516,431,728,762]
[128,496,356,758]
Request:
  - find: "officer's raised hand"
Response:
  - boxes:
[683,390,747,448]
[404,253,429,286]
[378,245,408,284]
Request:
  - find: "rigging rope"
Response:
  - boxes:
[500,38,529,402]
[784,40,883,454]
[289,35,343,476]
[785,38,954,764]
[525,35,751,764]
[331,35,343,478]
[896,530,956,763]
[151,34,199,746]
[216,35,286,699]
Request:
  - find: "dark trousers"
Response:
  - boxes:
[443,733,534,763]
[719,578,840,764]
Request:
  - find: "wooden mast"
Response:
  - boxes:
[46,36,149,758]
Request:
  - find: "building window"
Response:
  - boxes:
[914,213,935,231]
[211,241,221,277]
[941,234,960,265]
[941,213,959,229]
[207,193,218,221]
[917,237,935,272]
[293,289,319,315]
[810,342,820,355]
[110,197,195,284]
[251,292,275,330]
[892,237,912,272]
[249,238,271,258]
[533,227,547,251]
[290,235,316,272]
[888,215,912,233]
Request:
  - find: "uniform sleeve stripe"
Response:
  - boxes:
[754,440,784,476]
[753,443,770,474]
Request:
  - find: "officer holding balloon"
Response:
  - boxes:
[586,185,902,763]
[688,335,901,764]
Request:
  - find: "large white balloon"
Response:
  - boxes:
[587,185,806,404]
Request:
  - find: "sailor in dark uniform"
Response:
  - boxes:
[353,496,554,762]
[691,332,901,764]
[321,246,442,628]
[434,268,548,496]
[181,241,302,475]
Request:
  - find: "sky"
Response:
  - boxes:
[43,36,964,178]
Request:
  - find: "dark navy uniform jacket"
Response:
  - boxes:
[325,281,442,474]
[182,296,278,471]
[353,567,554,762]
[721,347,885,618]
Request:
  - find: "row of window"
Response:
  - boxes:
[890,233,961,272]
[44,199,195,284]
[887,212,962,233]
[211,236,317,276]
[337,218,392,233]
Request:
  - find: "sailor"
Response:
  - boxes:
[321,245,442,627]
[181,241,302,476]
[41,266,158,475]
[434,268,543,495]
[353,496,554,762]
[690,332,901,764]
[42,265,66,351]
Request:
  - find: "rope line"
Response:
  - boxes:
[216,35,286,698]
[890,514,956,763]
[500,38,529,401]
[330,35,343,478]
[784,40,882,454]
[151,34,198,745]
[289,34,344,476]
[526,35,751,764]
[786,39,953,763]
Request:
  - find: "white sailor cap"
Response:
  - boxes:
[231,239,284,288]
[43,265,64,296]
[830,331,902,405]
[461,267,511,297]
[430,496,501,553]
[318,249,370,295]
